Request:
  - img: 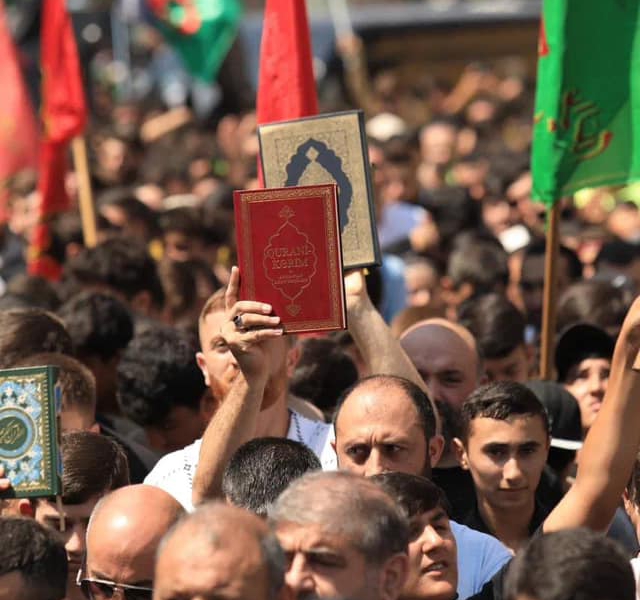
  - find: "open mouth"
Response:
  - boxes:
[422,562,448,575]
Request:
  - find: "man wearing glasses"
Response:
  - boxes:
[78,484,183,600]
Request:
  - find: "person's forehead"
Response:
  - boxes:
[339,384,420,425]
[404,331,477,375]
[468,415,548,444]
[569,356,611,372]
[36,497,99,520]
[276,521,356,553]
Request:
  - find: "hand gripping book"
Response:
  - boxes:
[234,184,347,334]
[258,110,381,269]
[0,366,62,498]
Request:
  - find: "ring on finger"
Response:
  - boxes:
[233,314,246,331]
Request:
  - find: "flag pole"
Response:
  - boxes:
[539,201,561,379]
[71,136,97,248]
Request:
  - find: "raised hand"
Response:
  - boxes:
[219,266,284,383]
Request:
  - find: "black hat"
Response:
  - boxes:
[525,380,582,451]
[555,323,615,383]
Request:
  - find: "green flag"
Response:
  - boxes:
[532,0,640,204]
[149,0,242,83]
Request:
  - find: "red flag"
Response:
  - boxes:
[256,0,318,183]
[29,0,87,278]
[0,0,39,220]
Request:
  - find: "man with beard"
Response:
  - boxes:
[147,268,429,510]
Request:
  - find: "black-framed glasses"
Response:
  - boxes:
[76,570,153,600]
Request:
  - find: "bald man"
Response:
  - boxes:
[154,503,288,600]
[80,485,183,598]
[399,320,485,521]
[332,375,510,599]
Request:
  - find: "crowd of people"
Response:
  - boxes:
[2,20,640,600]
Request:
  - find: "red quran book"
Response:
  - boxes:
[234,184,346,333]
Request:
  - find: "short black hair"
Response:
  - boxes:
[289,338,358,416]
[57,431,129,505]
[58,291,134,361]
[460,381,550,442]
[458,293,525,359]
[334,375,437,446]
[370,472,451,518]
[63,237,164,310]
[0,309,73,369]
[117,325,206,428]
[556,280,629,334]
[0,517,68,600]
[504,528,635,600]
[447,238,509,296]
[6,275,61,312]
[222,437,321,517]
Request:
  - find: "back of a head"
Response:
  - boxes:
[460,381,550,442]
[556,279,629,334]
[523,239,583,282]
[0,309,73,369]
[57,291,134,361]
[222,437,321,517]
[504,528,635,600]
[447,239,509,297]
[63,237,164,310]
[15,353,97,423]
[289,338,358,415]
[0,516,68,600]
[6,275,61,312]
[458,293,525,359]
[58,431,129,505]
[117,325,205,428]
[270,471,409,566]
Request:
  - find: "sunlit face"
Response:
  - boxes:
[35,496,101,600]
[563,357,610,431]
[196,309,289,409]
[402,508,457,600]
[459,416,549,512]
[276,522,378,600]
[335,384,439,478]
[484,345,530,384]
[402,327,479,411]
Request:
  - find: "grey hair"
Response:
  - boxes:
[269,471,409,565]
[158,503,286,600]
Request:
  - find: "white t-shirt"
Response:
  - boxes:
[144,410,336,512]
[631,556,640,600]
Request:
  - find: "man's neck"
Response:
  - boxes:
[477,494,535,554]
[254,395,290,438]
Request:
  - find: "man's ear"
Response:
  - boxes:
[89,421,101,434]
[285,340,301,378]
[18,499,35,518]
[429,434,446,468]
[196,352,211,386]
[453,437,469,470]
[380,553,409,600]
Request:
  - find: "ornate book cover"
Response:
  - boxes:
[258,110,381,269]
[0,366,62,498]
[234,184,347,334]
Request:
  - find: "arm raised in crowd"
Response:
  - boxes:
[345,269,441,433]
[191,267,284,506]
[544,295,640,532]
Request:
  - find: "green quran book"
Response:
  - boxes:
[0,366,62,498]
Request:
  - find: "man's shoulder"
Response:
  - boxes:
[144,439,202,511]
